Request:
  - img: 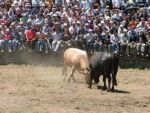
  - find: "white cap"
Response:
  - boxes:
[72,21,76,24]
[88,29,92,32]
[123,29,127,32]
[63,23,67,26]
[98,23,101,26]
[6,28,10,32]
[85,23,89,26]
[77,21,80,24]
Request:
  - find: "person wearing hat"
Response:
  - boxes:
[25,19,32,30]
[118,24,124,36]
[61,27,72,48]
[20,14,28,23]
[110,29,120,52]
[127,26,138,56]
[83,29,95,54]
[80,0,88,10]
[136,29,148,56]
[42,24,51,36]
[23,0,32,9]
[94,33,103,52]
[36,29,49,54]
[136,18,147,31]
[34,14,44,26]
[78,23,88,36]
[17,26,26,51]
[69,21,78,39]
[8,7,16,21]
[10,25,22,52]
[103,30,111,52]
[51,26,63,53]
[120,29,129,56]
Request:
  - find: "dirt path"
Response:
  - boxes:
[0,65,149,113]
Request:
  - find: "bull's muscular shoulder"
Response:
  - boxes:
[90,52,111,61]
[90,52,113,65]
[64,48,87,55]
[64,48,88,61]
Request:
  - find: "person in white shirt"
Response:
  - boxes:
[112,0,122,8]
[69,22,78,38]
[51,28,63,52]
[83,29,95,54]
[120,29,129,55]
[110,30,120,52]
[80,0,87,9]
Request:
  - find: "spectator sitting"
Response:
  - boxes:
[0,26,5,52]
[51,22,63,53]
[36,30,48,54]
[25,27,37,52]
[3,28,13,52]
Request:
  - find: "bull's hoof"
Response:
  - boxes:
[68,78,71,82]
[88,86,92,89]
[111,87,115,92]
[102,86,107,91]
[106,89,111,92]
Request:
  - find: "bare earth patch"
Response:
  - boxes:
[0,64,150,113]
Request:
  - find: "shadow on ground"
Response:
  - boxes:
[97,86,130,94]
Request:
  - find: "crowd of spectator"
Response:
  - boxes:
[0,0,150,57]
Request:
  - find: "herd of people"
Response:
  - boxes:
[0,0,150,57]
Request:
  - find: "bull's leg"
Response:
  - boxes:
[88,76,93,89]
[68,67,76,82]
[88,71,94,89]
[62,66,67,81]
[111,73,117,92]
[103,75,107,90]
[106,75,111,92]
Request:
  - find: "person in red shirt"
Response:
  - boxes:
[25,28,37,51]
[25,29,36,41]
[0,16,10,27]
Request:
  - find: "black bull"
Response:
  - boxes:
[88,52,120,91]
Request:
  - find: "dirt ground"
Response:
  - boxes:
[0,64,150,113]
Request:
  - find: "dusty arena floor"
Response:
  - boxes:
[0,64,150,113]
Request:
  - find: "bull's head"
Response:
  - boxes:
[80,67,90,84]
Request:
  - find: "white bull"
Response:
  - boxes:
[62,48,89,82]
